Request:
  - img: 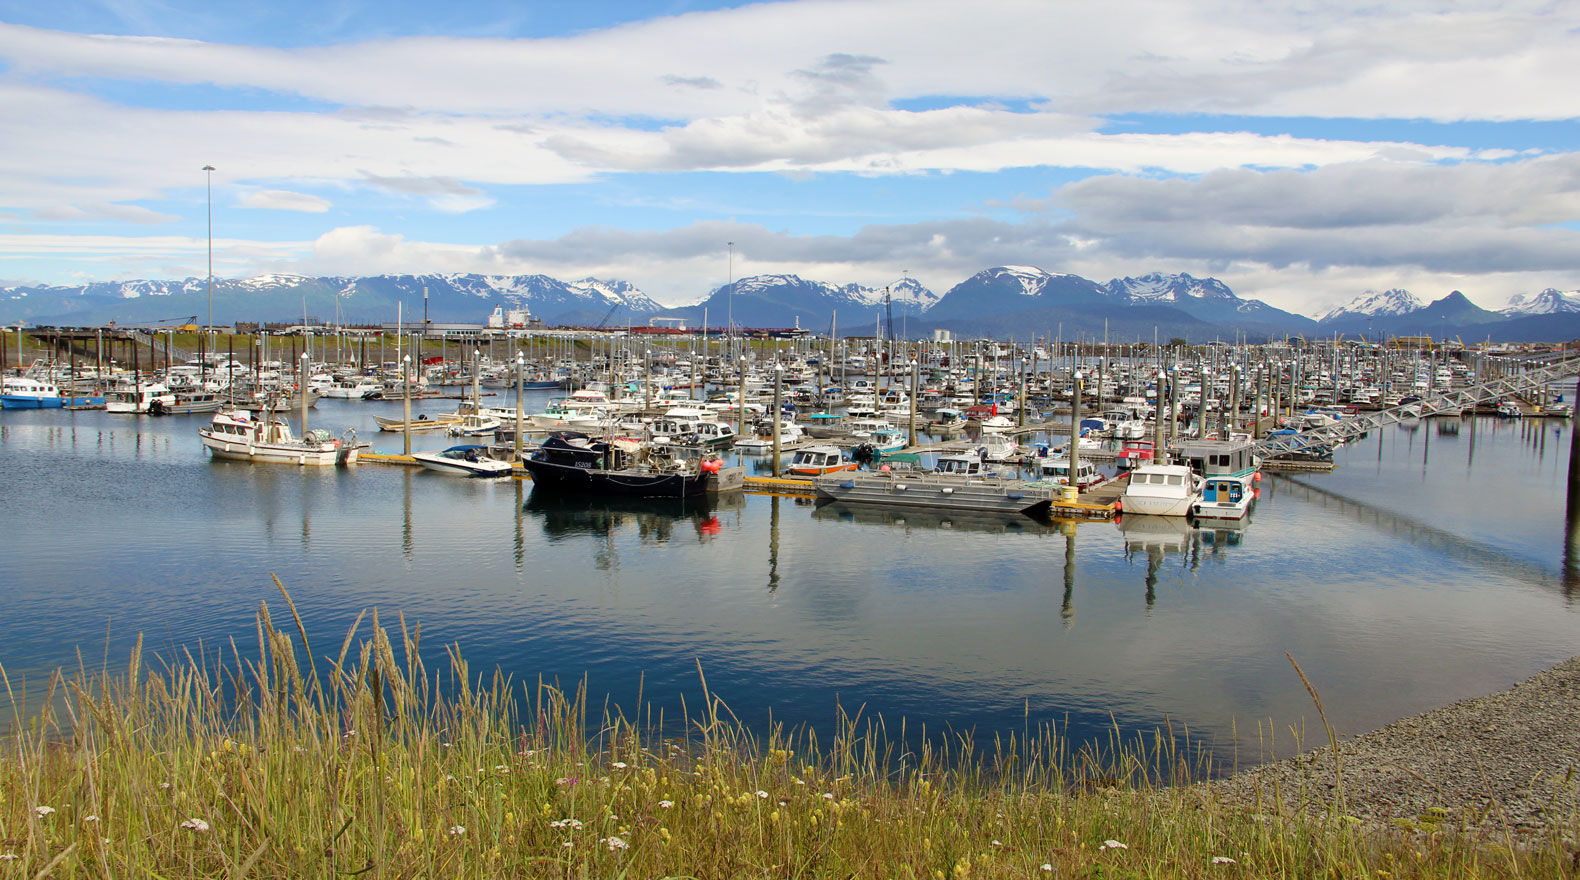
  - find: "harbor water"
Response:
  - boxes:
[2,396,1576,769]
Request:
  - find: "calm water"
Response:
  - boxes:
[2,395,1577,767]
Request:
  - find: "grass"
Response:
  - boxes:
[1,585,1575,879]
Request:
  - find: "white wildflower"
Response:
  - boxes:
[658,800,674,809]
[821,792,834,800]
[0,854,18,861]
[1040,865,1053,873]
[601,835,628,851]
[611,761,628,769]
[1212,856,1237,865]
[159,782,171,790]
[83,815,100,823]
[180,818,211,833]
[34,806,56,818]
[447,825,466,837]
[991,839,1003,846]
[756,790,769,799]
[1101,839,1127,850]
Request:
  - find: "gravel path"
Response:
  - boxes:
[1208,656,1580,838]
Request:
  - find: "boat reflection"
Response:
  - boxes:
[1116,514,1248,605]
[811,500,1055,535]
[523,488,744,544]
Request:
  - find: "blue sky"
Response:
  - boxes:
[1,0,1578,318]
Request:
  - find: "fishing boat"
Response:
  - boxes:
[0,377,88,408]
[1118,464,1202,517]
[522,432,743,498]
[411,444,515,477]
[1496,401,1524,419]
[1191,474,1255,521]
[198,409,359,466]
[979,415,1015,433]
[786,444,857,476]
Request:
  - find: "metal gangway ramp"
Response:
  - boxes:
[1252,355,1580,462]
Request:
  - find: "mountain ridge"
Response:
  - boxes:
[6,269,1580,342]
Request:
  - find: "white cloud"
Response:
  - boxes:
[240,189,332,213]
[1,1,1576,121]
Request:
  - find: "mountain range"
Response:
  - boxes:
[4,269,1580,342]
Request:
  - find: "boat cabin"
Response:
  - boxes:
[934,452,991,477]
[1171,438,1261,478]
[788,445,854,476]
[1038,456,1106,489]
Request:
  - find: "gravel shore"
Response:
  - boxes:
[1208,656,1580,838]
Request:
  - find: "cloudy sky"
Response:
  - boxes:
[1,0,1578,317]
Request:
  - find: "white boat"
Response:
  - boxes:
[447,413,502,437]
[411,444,514,477]
[1496,401,1524,418]
[979,415,1015,433]
[322,377,384,399]
[1191,474,1255,521]
[1038,456,1107,490]
[106,381,177,414]
[1119,464,1202,517]
[977,432,1020,462]
[199,409,358,466]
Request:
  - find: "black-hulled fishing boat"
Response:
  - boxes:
[522,432,742,498]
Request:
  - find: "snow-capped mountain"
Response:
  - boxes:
[1316,288,1422,324]
[1102,272,1236,304]
[0,273,664,327]
[1502,288,1580,316]
[1099,271,1315,331]
[668,274,939,330]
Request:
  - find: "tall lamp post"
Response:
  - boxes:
[202,165,215,334]
[726,241,735,341]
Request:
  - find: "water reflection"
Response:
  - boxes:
[1118,514,1192,605]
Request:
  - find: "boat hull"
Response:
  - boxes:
[411,452,514,477]
[199,431,357,466]
[522,457,710,498]
[814,471,1053,516]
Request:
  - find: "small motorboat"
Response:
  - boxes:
[1496,401,1524,419]
[787,444,857,477]
[1192,473,1255,521]
[411,444,515,477]
[447,413,502,437]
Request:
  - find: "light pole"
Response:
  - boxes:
[202,165,215,333]
[726,241,735,339]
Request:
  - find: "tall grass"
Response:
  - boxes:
[0,586,1572,878]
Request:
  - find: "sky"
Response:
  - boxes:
[1,0,1579,319]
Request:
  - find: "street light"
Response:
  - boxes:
[202,165,215,333]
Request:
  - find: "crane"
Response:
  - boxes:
[595,302,620,330]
